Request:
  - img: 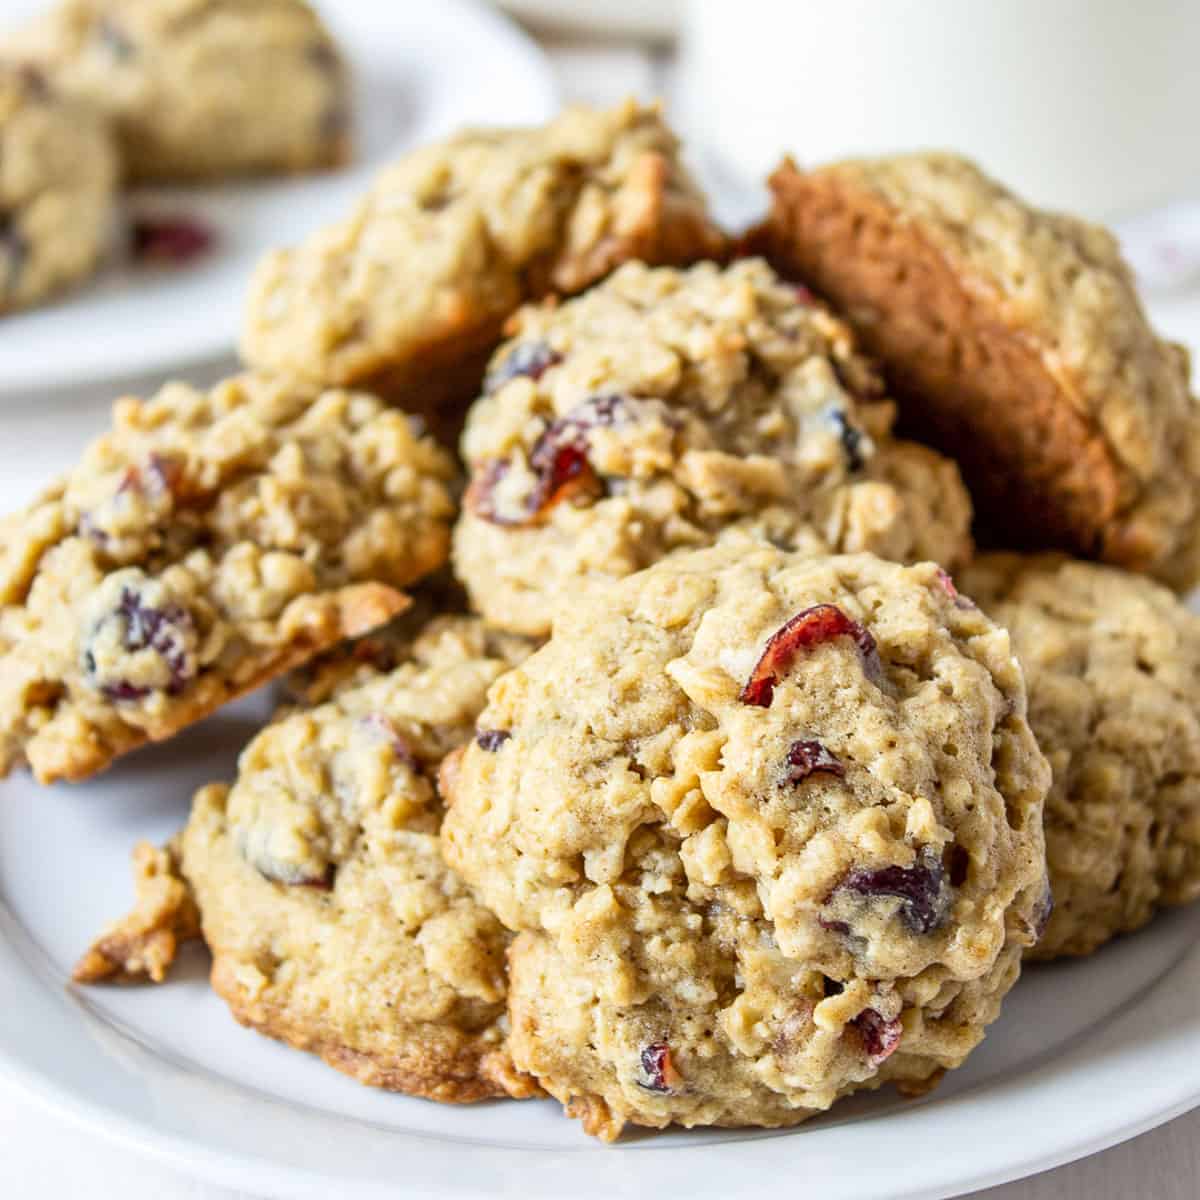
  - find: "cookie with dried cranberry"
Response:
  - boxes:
[240,102,725,439]
[0,62,117,313]
[180,616,539,1104]
[442,543,1049,1138]
[960,553,1200,959]
[8,0,349,182]
[751,153,1200,590]
[453,258,974,636]
[0,372,456,784]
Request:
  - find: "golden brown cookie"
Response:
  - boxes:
[181,616,540,1103]
[443,543,1049,1138]
[240,102,725,440]
[453,258,973,636]
[0,373,456,783]
[8,0,349,182]
[751,153,1200,590]
[960,553,1200,959]
[0,62,118,313]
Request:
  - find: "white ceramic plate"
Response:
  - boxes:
[1,705,1198,1200]
[0,0,558,396]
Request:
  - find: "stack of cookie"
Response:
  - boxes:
[6,101,1193,1140]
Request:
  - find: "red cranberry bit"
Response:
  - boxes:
[934,569,975,610]
[638,1043,682,1093]
[840,848,951,935]
[133,215,215,266]
[526,440,601,516]
[785,739,845,785]
[84,586,197,700]
[740,604,882,708]
[484,341,563,394]
[475,729,511,752]
[792,283,816,305]
[852,1008,902,1066]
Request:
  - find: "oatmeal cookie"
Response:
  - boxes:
[73,837,200,983]
[7,0,348,182]
[960,553,1200,959]
[442,543,1049,1138]
[240,102,725,437]
[181,615,540,1103]
[453,259,973,636]
[0,62,117,313]
[750,153,1200,589]
[0,373,456,784]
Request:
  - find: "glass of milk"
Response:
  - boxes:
[676,0,1200,222]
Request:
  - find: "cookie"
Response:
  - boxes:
[240,102,725,438]
[7,0,348,182]
[441,543,1050,1138]
[180,615,540,1103]
[750,153,1200,590]
[960,553,1200,959]
[452,259,974,636]
[73,837,200,983]
[0,62,117,313]
[0,373,456,784]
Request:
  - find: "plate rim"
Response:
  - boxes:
[0,902,1197,1200]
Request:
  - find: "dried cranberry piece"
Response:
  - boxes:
[475,729,511,752]
[638,1043,682,1093]
[82,576,197,701]
[484,341,563,393]
[0,212,28,300]
[792,283,816,305]
[785,739,845,784]
[469,396,625,525]
[934,569,975,610]
[840,848,951,935]
[741,604,882,708]
[829,410,866,472]
[852,1008,902,1066]
[132,215,215,266]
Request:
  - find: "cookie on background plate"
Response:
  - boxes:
[6,0,350,182]
[442,543,1050,1139]
[0,373,456,784]
[179,615,539,1103]
[0,61,118,313]
[960,553,1200,960]
[453,258,973,637]
[750,153,1200,591]
[240,101,725,442]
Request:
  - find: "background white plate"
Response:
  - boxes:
[0,0,558,396]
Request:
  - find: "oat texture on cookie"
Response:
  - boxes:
[0,61,118,313]
[6,0,349,182]
[961,553,1200,959]
[442,543,1049,1138]
[453,258,974,636]
[0,373,456,784]
[240,102,725,435]
[752,153,1200,590]
[180,615,540,1104]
